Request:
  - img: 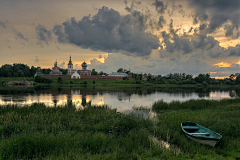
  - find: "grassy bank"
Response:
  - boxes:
[152,98,240,159]
[0,99,240,159]
[0,103,173,160]
[2,77,240,89]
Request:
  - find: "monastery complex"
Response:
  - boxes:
[35,56,133,80]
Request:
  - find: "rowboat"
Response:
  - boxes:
[181,122,222,147]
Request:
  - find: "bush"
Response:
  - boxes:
[34,75,52,84]
[93,81,95,84]
[70,81,73,84]
[136,80,141,84]
[34,75,42,83]
[58,77,63,83]
[83,81,87,84]
[202,81,208,88]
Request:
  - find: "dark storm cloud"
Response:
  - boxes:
[152,0,167,14]
[35,24,52,45]
[158,16,166,28]
[54,6,160,57]
[13,29,28,41]
[53,25,68,43]
[160,29,240,59]
[124,1,150,30]
[0,21,7,28]
[187,0,240,35]
[224,24,240,39]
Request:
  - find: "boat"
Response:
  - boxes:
[181,122,222,147]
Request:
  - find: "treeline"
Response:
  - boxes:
[0,63,67,77]
[132,72,240,85]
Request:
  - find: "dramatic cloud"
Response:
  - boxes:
[13,29,28,41]
[58,61,66,68]
[124,1,150,30]
[152,0,167,14]
[0,21,7,28]
[87,53,220,77]
[187,0,240,35]
[158,16,166,28]
[35,24,52,45]
[53,6,160,57]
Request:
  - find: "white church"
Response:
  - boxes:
[67,56,91,79]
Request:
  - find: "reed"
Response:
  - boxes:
[1,99,240,159]
[0,103,172,159]
[151,98,240,159]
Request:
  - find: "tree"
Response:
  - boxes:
[236,75,240,84]
[202,81,208,88]
[58,77,63,83]
[91,69,98,75]
[34,75,42,83]
[147,73,152,81]
[98,71,103,75]
[117,68,123,73]
[17,70,24,77]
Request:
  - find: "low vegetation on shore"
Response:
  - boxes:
[0,98,240,159]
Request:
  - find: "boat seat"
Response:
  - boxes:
[182,126,199,130]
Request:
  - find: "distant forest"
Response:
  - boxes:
[0,63,67,77]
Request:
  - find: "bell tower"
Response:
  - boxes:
[67,55,73,75]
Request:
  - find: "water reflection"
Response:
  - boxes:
[0,87,239,112]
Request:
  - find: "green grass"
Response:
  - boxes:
[0,103,174,160]
[152,98,240,159]
[0,98,240,159]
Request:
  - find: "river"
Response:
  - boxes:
[0,86,238,113]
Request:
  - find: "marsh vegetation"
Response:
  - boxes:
[0,98,240,159]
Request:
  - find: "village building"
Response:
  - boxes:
[34,67,42,77]
[108,72,128,77]
[77,62,91,76]
[67,56,74,75]
[49,61,62,75]
[71,71,80,79]
[37,56,133,80]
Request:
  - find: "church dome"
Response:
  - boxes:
[82,62,87,67]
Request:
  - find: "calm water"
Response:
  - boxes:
[0,87,238,112]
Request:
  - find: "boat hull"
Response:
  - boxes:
[181,122,222,147]
[186,134,219,147]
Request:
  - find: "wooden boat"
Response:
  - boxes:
[181,122,222,147]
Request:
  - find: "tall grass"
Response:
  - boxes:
[1,99,240,159]
[151,98,240,159]
[152,98,240,112]
[0,103,173,159]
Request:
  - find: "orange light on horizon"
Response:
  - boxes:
[211,76,228,79]
[214,62,231,68]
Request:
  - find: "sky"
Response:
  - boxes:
[0,0,240,78]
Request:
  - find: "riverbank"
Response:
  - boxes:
[0,99,240,159]
[1,77,240,89]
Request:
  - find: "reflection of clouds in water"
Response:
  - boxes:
[0,90,237,111]
[210,91,232,98]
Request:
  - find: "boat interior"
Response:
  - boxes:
[182,122,211,136]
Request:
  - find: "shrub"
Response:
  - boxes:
[83,81,87,84]
[202,81,208,88]
[34,75,42,83]
[58,77,63,83]
[34,75,52,84]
